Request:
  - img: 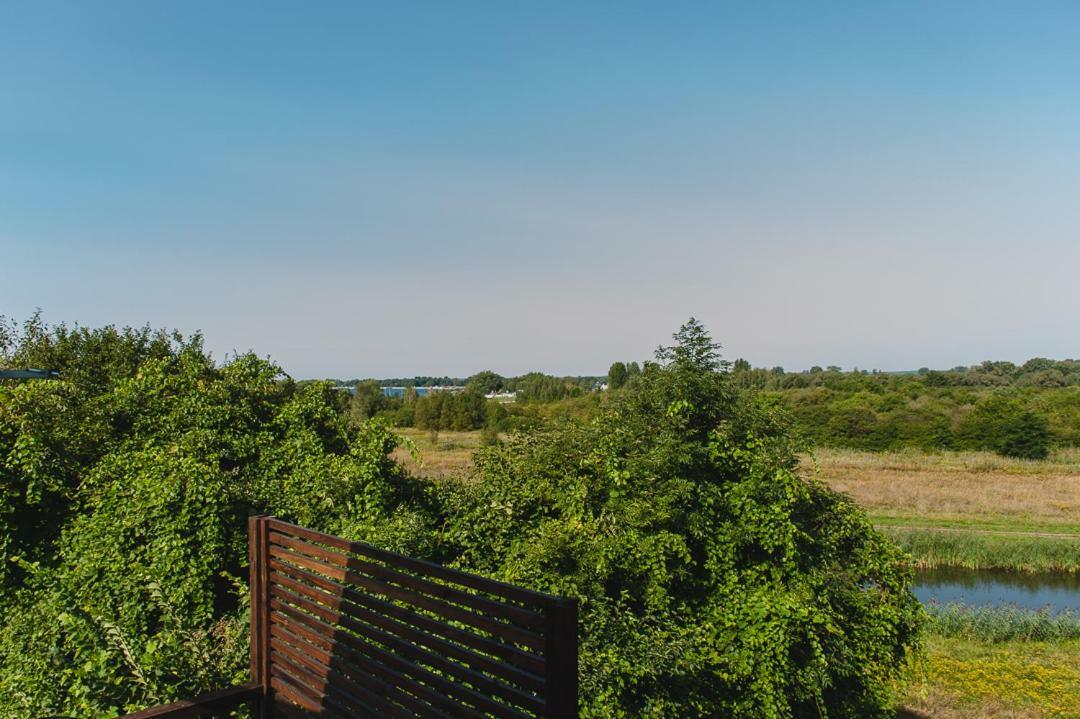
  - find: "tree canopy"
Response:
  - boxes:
[430,320,922,717]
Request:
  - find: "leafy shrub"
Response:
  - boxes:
[957,395,1051,459]
[0,318,416,718]
[426,320,924,718]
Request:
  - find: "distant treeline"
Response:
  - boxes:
[345,371,607,433]
[340,358,1080,459]
[310,373,605,391]
[729,359,1080,459]
[731,357,1080,390]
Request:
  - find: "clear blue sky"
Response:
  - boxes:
[3,2,1078,377]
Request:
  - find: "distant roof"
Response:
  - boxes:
[0,368,59,379]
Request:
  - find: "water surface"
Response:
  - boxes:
[914,567,1080,613]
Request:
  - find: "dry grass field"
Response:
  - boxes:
[805,447,1080,573]
[391,428,485,478]
[806,447,1080,526]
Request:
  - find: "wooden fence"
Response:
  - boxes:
[118,516,578,719]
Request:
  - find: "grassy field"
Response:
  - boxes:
[900,636,1080,719]
[806,447,1080,574]
[390,431,1080,717]
[807,447,1080,523]
[391,428,485,478]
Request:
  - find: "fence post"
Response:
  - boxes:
[248,516,271,718]
[544,597,578,718]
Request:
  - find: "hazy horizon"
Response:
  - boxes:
[4,3,1079,377]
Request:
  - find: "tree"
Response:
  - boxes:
[348,379,391,422]
[438,318,922,717]
[655,317,723,371]
[958,395,1051,459]
[467,370,505,395]
[607,361,628,389]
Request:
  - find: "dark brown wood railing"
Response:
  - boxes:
[116,684,261,719]
[118,516,578,719]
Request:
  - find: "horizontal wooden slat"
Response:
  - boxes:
[267,518,556,607]
[271,557,546,690]
[271,622,429,719]
[271,640,399,719]
[270,669,325,713]
[272,556,546,677]
[272,598,492,719]
[268,573,546,715]
[271,631,401,719]
[269,531,546,630]
[117,683,260,719]
[268,546,545,650]
[268,587,536,719]
[270,607,456,719]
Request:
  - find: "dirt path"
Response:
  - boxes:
[879,524,1080,540]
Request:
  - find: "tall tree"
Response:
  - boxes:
[607,361,628,389]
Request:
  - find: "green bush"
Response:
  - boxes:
[427,320,924,718]
[0,318,418,718]
[957,395,1051,459]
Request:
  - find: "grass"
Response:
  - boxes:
[391,428,486,478]
[885,528,1080,573]
[900,636,1080,719]
[806,447,1080,574]
[806,447,1080,524]
[926,604,1080,643]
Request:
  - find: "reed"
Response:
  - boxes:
[926,603,1080,643]
[886,527,1080,573]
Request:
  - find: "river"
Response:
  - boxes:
[914,567,1080,613]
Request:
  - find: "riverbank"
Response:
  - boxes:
[899,606,1080,717]
[886,527,1080,573]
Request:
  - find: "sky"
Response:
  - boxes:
[2,2,1079,378]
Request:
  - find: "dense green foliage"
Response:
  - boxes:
[606,361,628,389]
[0,316,419,717]
[731,363,1078,458]
[1,315,922,718]
[412,389,491,432]
[426,320,923,717]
